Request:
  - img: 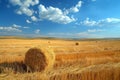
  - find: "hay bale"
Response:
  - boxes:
[75,42,79,45]
[24,47,55,72]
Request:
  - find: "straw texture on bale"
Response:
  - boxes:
[24,47,55,72]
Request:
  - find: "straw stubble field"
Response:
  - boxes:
[0,38,120,80]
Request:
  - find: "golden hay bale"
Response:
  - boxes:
[24,47,55,72]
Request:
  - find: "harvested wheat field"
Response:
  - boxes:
[0,38,120,80]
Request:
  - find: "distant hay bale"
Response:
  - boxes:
[24,47,55,72]
[48,41,50,44]
[75,42,79,45]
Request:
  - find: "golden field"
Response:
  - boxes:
[0,38,120,80]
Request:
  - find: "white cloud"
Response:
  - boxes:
[0,24,30,33]
[0,26,22,32]
[10,0,39,16]
[104,18,120,23]
[12,24,21,28]
[35,29,40,34]
[10,0,21,6]
[16,7,34,16]
[13,24,29,29]
[26,19,31,23]
[69,1,82,13]
[81,18,120,27]
[87,29,105,33]
[10,0,39,7]
[10,0,82,24]
[81,18,97,26]
[64,1,82,14]
[31,16,38,21]
[38,4,75,24]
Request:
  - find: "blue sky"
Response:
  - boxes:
[0,0,120,38]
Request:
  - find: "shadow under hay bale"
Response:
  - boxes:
[24,47,55,72]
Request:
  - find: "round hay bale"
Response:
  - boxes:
[24,47,55,72]
[75,42,79,45]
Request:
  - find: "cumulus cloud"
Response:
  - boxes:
[26,19,31,23]
[10,0,82,24]
[35,29,40,34]
[12,24,29,29]
[10,0,39,16]
[81,18,97,26]
[26,16,38,23]
[69,1,82,13]
[0,24,30,32]
[16,7,34,16]
[38,4,75,24]
[81,18,120,27]
[0,26,22,32]
[64,1,82,15]
[31,16,38,21]
[12,24,21,28]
